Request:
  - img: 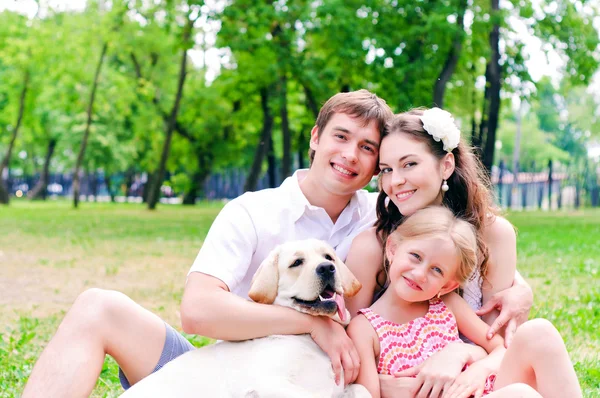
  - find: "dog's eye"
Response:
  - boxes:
[324,254,334,261]
[290,258,303,268]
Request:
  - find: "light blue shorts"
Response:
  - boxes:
[119,322,195,390]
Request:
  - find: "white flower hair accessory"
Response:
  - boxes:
[420,107,461,152]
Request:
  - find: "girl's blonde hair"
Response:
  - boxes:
[386,206,479,285]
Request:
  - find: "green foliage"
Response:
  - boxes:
[0,317,40,396]
[496,112,570,170]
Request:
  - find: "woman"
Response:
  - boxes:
[345,108,533,398]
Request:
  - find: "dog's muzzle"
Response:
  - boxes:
[316,262,336,284]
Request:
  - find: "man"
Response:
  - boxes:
[23,89,393,397]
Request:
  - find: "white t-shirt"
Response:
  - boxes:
[188,169,378,299]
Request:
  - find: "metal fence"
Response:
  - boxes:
[5,163,600,209]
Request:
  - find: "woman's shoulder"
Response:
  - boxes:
[481,214,516,243]
[346,227,384,281]
[351,227,384,256]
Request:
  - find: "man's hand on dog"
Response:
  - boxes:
[310,316,360,386]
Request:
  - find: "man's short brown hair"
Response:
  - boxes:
[309,89,393,165]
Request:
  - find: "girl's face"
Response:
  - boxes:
[379,133,454,217]
[386,236,460,302]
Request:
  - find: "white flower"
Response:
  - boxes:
[420,107,461,152]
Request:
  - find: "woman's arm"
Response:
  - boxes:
[443,293,507,398]
[476,216,533,346]
[344,228,384,317]
[347,315,381,398]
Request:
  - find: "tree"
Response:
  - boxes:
[72,42,108,208]
[147,8,199,210]
[0,12,32,204]
[0,70,29,204]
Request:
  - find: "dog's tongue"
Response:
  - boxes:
[335,293,347,323]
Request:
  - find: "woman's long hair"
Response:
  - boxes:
[374,109,498,289]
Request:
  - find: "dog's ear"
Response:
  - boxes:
[248,248,280,304]
[335,256,362,298]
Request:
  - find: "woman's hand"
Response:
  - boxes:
[442,362,492,398]
[394,342,471,398]
[476,278,533,347]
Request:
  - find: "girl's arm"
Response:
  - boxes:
[443,293,508,397]
[344,228,384,317]
[444,292,506,371]
[346,314,381,398]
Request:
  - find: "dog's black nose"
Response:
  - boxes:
[316,262,336,278]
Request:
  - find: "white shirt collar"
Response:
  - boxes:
[282,169,363,223]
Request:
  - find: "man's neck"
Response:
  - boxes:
[298,172,354,224]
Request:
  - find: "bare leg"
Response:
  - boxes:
[484,383,542,398]
[493,319,582,398]
[23,288,167,398]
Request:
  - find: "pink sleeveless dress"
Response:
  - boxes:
[359,298,495,395]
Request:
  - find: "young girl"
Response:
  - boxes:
[347,206,582,398]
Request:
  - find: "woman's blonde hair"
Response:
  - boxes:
[386,206,479,285]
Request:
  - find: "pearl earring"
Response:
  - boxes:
[441,180,449,192]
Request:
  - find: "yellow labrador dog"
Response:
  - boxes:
[121,239,371,398]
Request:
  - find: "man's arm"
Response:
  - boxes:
[181,272,359,385]
[181,273,314,339]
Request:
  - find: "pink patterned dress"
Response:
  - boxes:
[359,298,495,394]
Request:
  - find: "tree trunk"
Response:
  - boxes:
[183,153,211,205]
[0,70,30,204]
[267,136,277,188]
[89,170,98,202]
[469,63,480,147]
[142,174,152,203]
[433,0,467,108]
[280,74,292,179]
[244,87,274,192]
[480,0,501,173]
[302,84,320,119]
[104,173,115,202]
[224,100,241,141]
[182,170,201,205]
[73,42,108,208]
[512,99,523,207]
[147,18,194,210]
[124,168,134,197]
[297,124,309,170]
[28,138,57,200]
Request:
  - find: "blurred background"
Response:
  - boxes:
[0,0,599,209]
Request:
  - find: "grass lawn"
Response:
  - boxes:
[1,200,599,397]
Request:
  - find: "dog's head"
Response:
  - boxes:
[248,239,361,325]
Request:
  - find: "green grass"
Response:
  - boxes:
[1,200,599,397]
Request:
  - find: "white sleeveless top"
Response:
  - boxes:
[462,272,483,312]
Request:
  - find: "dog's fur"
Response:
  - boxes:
[120,239,371,398]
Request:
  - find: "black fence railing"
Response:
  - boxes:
[4,164,600,209]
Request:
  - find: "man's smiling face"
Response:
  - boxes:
[308,113,380,197]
